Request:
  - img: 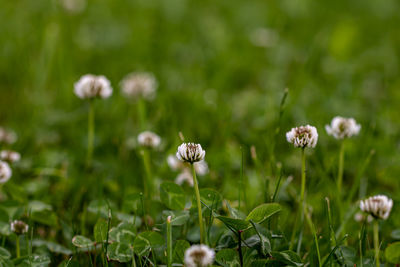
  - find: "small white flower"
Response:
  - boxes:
[74,74,113,99]
[60,0,86,13]
[120,72,157,100]
[175,169,194,187]
[168,154,209,175]
[137,131,161,148]
[176,143,206,163]
[0,150,21,163]
[0,161,12,184]
[286,125,318,148]
[360,195,393,220]
[167,155,184,171]
[10,220,28,235]
[354,212,373,223]
[0,127,17,144]
[194,160,209,176]
[184,244,215,267]
[326,116,361,139]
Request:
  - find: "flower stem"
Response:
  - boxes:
[373,220,380,267]
[337,142,345,197]
[166,217,172,267]
[191,164,204,244]
[142,149,153,199]
[137,98,146,131]
[16,235,20,258]
[300,148,306,206]
[87,101,95,167]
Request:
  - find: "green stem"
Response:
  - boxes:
[16,235,20,258]
[337,142,345,197]
[87,101,95,167]
[166,216,172,267]
[137,98,146,131]
[305,208,321,267]
[191,164,204,244]
[373,220,380,267]
[142,149,153,199]
[300,148,306,206]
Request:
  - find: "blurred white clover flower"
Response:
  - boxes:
[74,74,113,99]
[0,127,17,144]
[175,169,194,187]
[354,212,373,223]
[325,116,361,139]
[120,72,157,100]
[177,143,206,163]
[0,150,21,163]
[60,0,86,13]
[360,195,393,220]
[10,220,28,235]
[0,161,12,184]
[286,125,318,148]
[184,244,215,267]
[249,27,278,48]
[137,131,161,149]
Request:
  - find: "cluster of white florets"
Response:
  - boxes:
[137,131,161,149]
[74,74,113,99]
[359,195,393,220]
[326,116,361,139]
[167,154,208,186]
[120,72,157,100]
[184,244,215,267]
[286,125,318,148]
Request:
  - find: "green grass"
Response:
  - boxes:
[0,0,400,265]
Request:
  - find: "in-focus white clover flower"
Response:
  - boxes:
[175,169,194,187]
[177,143,206,163]
[325,116,361,139]
[0,161,12,184]
[286,125,318,148]
[360,195,393,220]
[120,72,157,100]
[74,74,113,99]
[184,244,215,267]
[0,150,21,163]
[137,131,161,149]
[0,127,17,144]
[10,220,28,235]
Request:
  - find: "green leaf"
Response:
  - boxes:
[115,212,142,227]
[0,257,13,267]
[109,222,136,244]
[71,235,94,248]
[385,242,400,264]
[162,210,190,226]
[87,200,114,218]
[27,201,52,213]
[133,231,164,257]
[246,203,281,224]
[32,239,72,255]
[94,218,108,243]
[122,193,143,214]
[215,249,240,267]
[391,229,400,240]
[0,247,11,259]
[214,215,249,232]
[270,250,303,266]
[31,210,58,227]
[14,255,51,267]
[0,222,11,236]
[107,243,133,263]
[160,182,186,210]
[172,240,190,264]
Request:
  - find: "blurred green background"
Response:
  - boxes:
[1,0,400,246]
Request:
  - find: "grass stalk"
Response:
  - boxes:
[16,235,20,258]
[142,149,153,199]
[191,164,204,244]
[305,207,322,267]
[337,142,345,197]
[166,216,172,267]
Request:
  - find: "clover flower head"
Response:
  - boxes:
[74,74,113,99]
[0,150,21,163]
[326,116,361,139]
[360,195,393,220]
[176,143,206,163]
[11,220,28,235]
[0,127,17,144]
[120,72,157,100]
[137,131,161,148]
[0,161,12,184]
[286,125,318,148]
[184,244,215,267]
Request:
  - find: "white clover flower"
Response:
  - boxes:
[74,74,113,99]
[325,116,361,139]
[194,160,209,176]
[120,72,157,100]
[175,169,194,187]
[176,143,206,163]
[360,195,393,220]
[10,220,28,235]
[167,155,184,171]
[168,154,209,175]
[60,0,86,13]
[0,150,21,163]
[137,131,161,148]
[0,161,12,184]
[0,127,17,144]
[354,212,373,223]
[286,125,318,148]
[184,244,215,267]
